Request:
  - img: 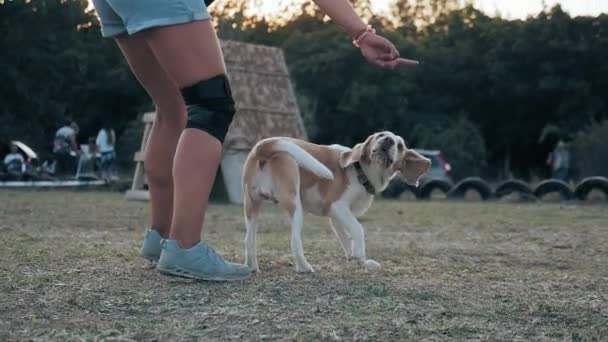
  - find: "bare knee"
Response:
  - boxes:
[154,104,187,130]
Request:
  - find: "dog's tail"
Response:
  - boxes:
[252,138,334,180]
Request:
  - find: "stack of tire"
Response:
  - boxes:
[382,176,608,202]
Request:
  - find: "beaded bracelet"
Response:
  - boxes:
[352,25,376,48]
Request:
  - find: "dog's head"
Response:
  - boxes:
[339,131,432,187]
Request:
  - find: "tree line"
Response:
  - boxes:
[1,0,606,180]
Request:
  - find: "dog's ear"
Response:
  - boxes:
[339,136,373,168]
[398,149,432,187]
[339,143,365,168]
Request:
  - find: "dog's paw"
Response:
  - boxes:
[296,262,315,273]
[245,259,261,273]
[362,259,381,272]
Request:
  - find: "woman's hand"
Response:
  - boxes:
[310,0,418,70]
[358,33,419,70]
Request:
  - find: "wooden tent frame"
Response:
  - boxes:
[125,112,154,201]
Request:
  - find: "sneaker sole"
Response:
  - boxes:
[141,253,160,263]
[157,265,252,282]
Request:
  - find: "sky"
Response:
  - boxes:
[370,0,608,19]
[85,0,608,20]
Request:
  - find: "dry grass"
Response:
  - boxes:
[0,190,607,341]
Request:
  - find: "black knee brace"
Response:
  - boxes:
[180,74,236,143]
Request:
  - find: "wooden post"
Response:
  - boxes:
[125,112,155,201]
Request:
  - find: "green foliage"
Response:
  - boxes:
[268,4,608,178]
[570,120,608,178]
[0,0,147,159]
[410,116,487,180]
[1,0,607,179]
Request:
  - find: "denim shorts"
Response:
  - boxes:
[91,0,211,38]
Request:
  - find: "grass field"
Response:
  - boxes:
[0,190,607,341]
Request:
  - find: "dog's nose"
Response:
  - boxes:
[381,138,394,150]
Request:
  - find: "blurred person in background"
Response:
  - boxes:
[52,120,80,177]
[3,143,26,180]
[96,123,117,181]
[547,140,571,181]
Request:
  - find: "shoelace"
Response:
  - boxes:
[202,243,226,266]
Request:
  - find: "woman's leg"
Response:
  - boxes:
[114,35,186,237]
[91,0,251,280]
[139,20,231,249]
[112,18,252,281]
[128,20,252,280]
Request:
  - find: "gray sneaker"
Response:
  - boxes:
[140,228,163,262]
[156,239,253,281]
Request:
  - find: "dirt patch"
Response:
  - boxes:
[1,191,607,341]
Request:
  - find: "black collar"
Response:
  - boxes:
[354,162,375,195]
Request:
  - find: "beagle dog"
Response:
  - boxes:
[241,131,432,273]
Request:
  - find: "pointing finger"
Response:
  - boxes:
[394,58,419,67]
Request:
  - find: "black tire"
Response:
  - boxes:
[447,177,493,201]
[574,176,608,201]
[381,179,404,198]
[417,179,453,200]
[381,178,415,199]
[494,179,534,200]
[533,179,574,200]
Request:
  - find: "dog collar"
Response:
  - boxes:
[354,162,375,195]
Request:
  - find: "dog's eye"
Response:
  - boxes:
[398,143,404,151]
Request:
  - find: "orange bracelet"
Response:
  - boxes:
[352,25,376,48]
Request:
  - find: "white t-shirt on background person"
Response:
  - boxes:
[4,153,24,166]
[96,128,115,154]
